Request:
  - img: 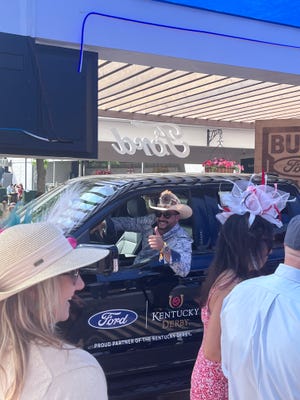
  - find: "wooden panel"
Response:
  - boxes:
[255,119,300,187]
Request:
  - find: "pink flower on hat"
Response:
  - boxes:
[67,237,77,249]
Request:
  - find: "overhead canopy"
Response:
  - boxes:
[98,59,300,128]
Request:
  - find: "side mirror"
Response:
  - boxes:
[77,244,119,274]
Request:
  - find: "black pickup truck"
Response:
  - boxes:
[19,172,300,399]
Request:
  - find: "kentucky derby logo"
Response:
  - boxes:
[169,295,184,309]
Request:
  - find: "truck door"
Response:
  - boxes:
[59,188,220,393]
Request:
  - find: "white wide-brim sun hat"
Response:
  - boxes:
[0,222,109,301]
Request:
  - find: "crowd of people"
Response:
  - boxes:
[0,183,24,219]
[6,182,24,203]
[0,177,300,399]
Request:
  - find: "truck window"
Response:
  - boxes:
[90,190,192,267]
[190,187,222,251]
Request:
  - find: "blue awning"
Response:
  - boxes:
[156,0,300,29]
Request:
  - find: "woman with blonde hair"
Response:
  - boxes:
[0,222,109,400]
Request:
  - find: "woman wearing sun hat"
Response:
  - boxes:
[0,222,109,400]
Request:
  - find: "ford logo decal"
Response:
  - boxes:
[88,309,138,329]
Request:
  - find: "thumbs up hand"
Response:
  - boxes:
[148,226,164,250]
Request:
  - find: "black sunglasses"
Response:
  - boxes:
[155,211,179,219]
[62,269,80,285]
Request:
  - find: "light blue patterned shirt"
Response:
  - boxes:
[111,214,192,277]
[221,263,300,400]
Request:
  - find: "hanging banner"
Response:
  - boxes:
[255,119,300,187]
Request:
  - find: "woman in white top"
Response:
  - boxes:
[0,222,109,400]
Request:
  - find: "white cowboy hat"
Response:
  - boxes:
[0,222,109,301]
[150,190,192,220]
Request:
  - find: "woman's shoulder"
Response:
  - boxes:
[62,343,100,367]
[31,342,101,372]
[22,343,107,400]
[214,269,240,289]
[208,270,240,304]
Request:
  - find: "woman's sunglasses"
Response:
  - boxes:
[63,269,80,285]
[155,211,179,219]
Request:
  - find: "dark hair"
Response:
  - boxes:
[198,212,273,307]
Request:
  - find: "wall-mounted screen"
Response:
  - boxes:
[0,32,98,159]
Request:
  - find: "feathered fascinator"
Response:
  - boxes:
[216,175,291,227]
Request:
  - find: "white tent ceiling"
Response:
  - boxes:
[98,59,300,129]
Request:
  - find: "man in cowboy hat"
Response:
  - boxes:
[91,190,193,277]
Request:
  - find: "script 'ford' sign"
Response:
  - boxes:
[88,309,138,329]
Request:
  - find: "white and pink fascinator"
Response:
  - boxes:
[216,174,291,227]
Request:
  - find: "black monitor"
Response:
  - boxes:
[0,32,98,159]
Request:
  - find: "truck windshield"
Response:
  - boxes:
[18,179,118,234]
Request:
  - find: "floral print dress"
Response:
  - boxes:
[190,286,228,400]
